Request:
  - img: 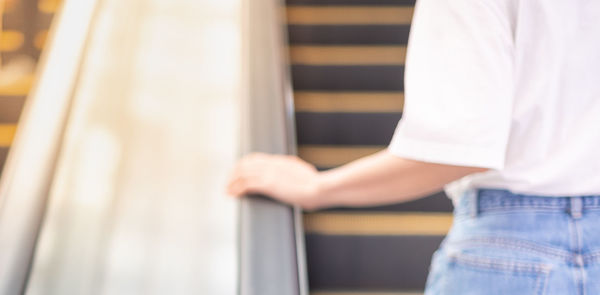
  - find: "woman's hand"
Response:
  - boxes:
[227,153,322,209]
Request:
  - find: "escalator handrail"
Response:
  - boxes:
[0,0,100,293]
[238,0,308,294]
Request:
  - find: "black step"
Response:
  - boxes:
[296,112,401,146]
[288,25,411,45]
[305,234,444,291]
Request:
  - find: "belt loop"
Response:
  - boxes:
[570,197,583,219]
[470,189,479,218]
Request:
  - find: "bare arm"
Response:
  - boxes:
[227,150,488,210]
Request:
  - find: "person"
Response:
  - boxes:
[228,0,600,294]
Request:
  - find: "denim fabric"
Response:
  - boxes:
[425,189,600,295]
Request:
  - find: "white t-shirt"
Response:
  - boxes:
[388,0,600,200]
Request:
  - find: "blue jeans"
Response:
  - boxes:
[425,189,600,295]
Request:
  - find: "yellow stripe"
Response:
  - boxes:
[312,292,422,295]
[298,145,384,167]
[0,124,17,147]
[295,91,403,113]
[0,75,34,96]
[38,0,61,13]
[287,6,413,25]
[34,30,49,50]
[290,46,407,65]
[304,212,452,236]
[4,0,17,12]
[0,31,24,52]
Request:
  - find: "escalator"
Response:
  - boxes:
[0,0,452,294]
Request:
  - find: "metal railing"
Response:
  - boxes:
[238,0,308,294]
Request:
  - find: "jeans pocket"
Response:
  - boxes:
[439,250,552,295]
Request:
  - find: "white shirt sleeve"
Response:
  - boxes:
[388,0,515,170]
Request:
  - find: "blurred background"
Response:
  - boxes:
[1,0,239,294]
[0,0,454,294]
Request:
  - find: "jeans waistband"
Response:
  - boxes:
[459,188,600,218]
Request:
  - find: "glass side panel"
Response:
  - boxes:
[26,0,240,294]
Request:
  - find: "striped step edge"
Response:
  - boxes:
[0,74,34,96]
[304,212,453,236]
[286,0,416,5]
[290,46,407,65]
[0,124,17,147]
[294,91,404,113]
[38,0,62,14]
[298,145,384,167]
[287,6,414,25]
[0,31,24,52]
[312,291,422,295]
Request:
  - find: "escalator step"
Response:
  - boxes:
[310,291,423,295]
[296,113,401,146]
[0,124,17,147]
[0,97,26,123]
[38,0,62,14]
[304,212,452,236]
[294,91,404,113]
[2,0,55,60]
[292,65,404,91]
[287,6,413,25]
[290,46,407,66]
[298,145,383,168]
[0,75,33,96]
[286,0,416,5]
[0,30,24,52]
[311,292,422,295]
[288,25,411,45]
[305,234,444,290]
[321,192,453,213]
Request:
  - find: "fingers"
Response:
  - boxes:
[226,177,245,196]
[227,173,270,197]
[227,167,253,197]
[226,153,273,197]
[225,153,313,201]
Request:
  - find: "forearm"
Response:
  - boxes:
[312,150,488,209]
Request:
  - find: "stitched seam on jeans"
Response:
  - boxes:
[583,251,600,264]
[453,210,567,220]
[448,252,553,274]
[477,207,568,214]
[535,272,550,295]
[478,206,600,212]
[449,237,571,260]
